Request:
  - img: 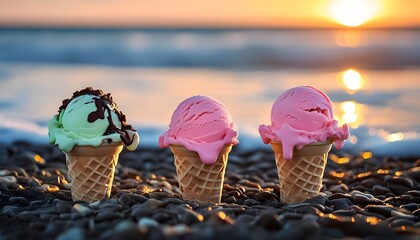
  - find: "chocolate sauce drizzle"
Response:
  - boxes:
[58,87,135,145]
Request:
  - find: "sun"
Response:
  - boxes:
[330,0,380,27]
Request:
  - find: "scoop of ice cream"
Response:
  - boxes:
[159,95,238,164]
[259,86,349,160]
[48,87,139,152]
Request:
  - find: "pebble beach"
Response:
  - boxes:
[0,142,419,240]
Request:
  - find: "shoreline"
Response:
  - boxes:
[0,142,419,239]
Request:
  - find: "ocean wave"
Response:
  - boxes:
[0,29,419,69]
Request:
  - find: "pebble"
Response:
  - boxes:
[210,211,234,225]
[118,193,148,206]
[372,185,391,195]
[0,144,419,240]
[18,211,39,221]
[328,198,354,210]
[143,199,165,209]
[0,176,17,185]
[56,227,85,240]
[253,213,281,231]
[180,208,204,224]
[253,191,278,202]
[365,205,393,217]
[1,205,19,215]
[72,204,91,217]
[95,211,123,221]
[9,196,29,206]
[138,217,159,230]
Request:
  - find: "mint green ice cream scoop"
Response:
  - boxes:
[48,87,139,152]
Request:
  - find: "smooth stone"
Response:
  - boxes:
[95,211,123,221]
[99,203,123,211]
[162,197,184,205]
[56,227,85,240]
[210,211,234,224]
[295,205,322,215]
[181,208,204,224]
[40,213,59,221]
[131,206,154,218]
[55,201,73,213]
[143,199,165,209]
[29,222,47,231]
[328,198,354,210]
[0,176,17,185]
[30,200,46,207]
[353,194,372,204]
[385,176,414,188]
[244,199,260,206]
[224,196,237,204]
[332,209,357,216]
[59,213,73,220]
[372,185,391,195]
[253,213,281,231]
[265,199,282,208]
[388,184,410,195]
[329,184,349,193]
[389,219,415,227]
[304,194,328,205]
[361,178,383,188]
[412,208,420,216]
[18,211,39,221]
[407,170,420,181]
[149,191,172,200]
[0,170,11,176]
[163,224,189,236]
[253,191,278,202]
[118,193,148,206]
[400,203,419,212]
[365,205,393,218]
[273,219,320,239]
[2,205,19,215]
[390,210,418,220]
[138,217,159,230]
[114,220,137,232]
[72,204,91,216]
[236,214,255,223]
[9,197,29,206]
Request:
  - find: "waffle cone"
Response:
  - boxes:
[271,141,332,204]
[169,145,232,203]
[65,143,123,203]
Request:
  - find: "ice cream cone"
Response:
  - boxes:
[169,144,232,203]
[271,141,332,204]
[65,143,123,203]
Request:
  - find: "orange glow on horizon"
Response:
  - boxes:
[0,0,419,28]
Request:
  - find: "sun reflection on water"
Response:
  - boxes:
[337,69,366,94]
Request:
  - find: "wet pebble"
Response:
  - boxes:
[372,185,391,195]
[253,191,278,202]
[210,211,234,225]
[253,213,281,231]
[1,205,19,215]
[180,208,204,224]
[9,196,29,206]
[328,198,354,210]
[118,193,148,206]
[95,211,123,221]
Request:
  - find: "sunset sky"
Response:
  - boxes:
[0,0,419,28]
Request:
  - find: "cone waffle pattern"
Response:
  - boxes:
[65,144,122,203]
[271,142,331,204]
[170,145,231,203]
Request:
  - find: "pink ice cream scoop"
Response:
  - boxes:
[259,86,349,160]
[159,95,239,164]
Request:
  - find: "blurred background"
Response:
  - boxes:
[0,0,419,156]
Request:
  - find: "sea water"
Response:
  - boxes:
[0,28,419,157]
